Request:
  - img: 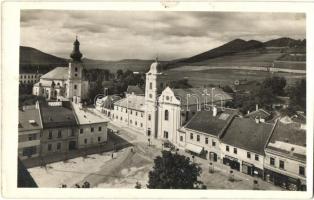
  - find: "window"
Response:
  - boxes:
[270,157,275,166]
[130,120,132,124]
[147,129,151,136]
[130,110,133,114]
[164,110,169,121]
[74,85,77,90]
[71,129,75,136]
[279,160,285,169]
[247,152,251,159]
[190,133,193,140]
[135,121,137,126]
[233,148,237,154]
[140,123,143,127]
[48,144,52,151]
[75,73,78,77]
[299,166,305,176]
[141,113,143,117]
[57,130,62,138]
[80,129,83,134]
[180,136,183,141]
[98,137,101,142]
[28,134,36,141]
[149,94,152,98]
[148,114,151,121]
[98,127,102,131]
[48,131,52,139]
[75,67,78,72]
[196,135,200,142]
[22,146,36,157]
[149,82,152,89]
[255,154,259,161]
[212,140,216,146]
[120,117,122,121]
[205,137,208,144]
[84,139,87,144]
[136,112,138,116]
[91,127,94,132]
[125,109,127,113]
[163,131,169,139]
[226,146,229,152]
[57,143,61,150]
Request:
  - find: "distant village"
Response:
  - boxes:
[18,38,306,190]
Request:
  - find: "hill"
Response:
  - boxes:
[164,37,306,70]
[20,46,68,73]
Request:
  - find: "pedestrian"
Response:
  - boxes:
[111,153,114,159]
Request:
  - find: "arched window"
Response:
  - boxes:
[165,110,169,121]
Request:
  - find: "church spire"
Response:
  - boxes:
[70,36,83,62]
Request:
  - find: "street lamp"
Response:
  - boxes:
[229,170,234,182]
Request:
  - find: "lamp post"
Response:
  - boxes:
[209,162,214,173]
[229,170,234,182]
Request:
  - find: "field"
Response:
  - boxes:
[164,68,306,87]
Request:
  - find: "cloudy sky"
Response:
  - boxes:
[21,10,305,61]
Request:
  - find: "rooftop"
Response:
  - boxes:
[72,103,109,125]
[40,67,68,80]
[185,108,238,137]
[246,109,271,119]
[96,95,122,109]
[39,101,77,128]
[221,117,274,155]
[269,121,306,147]
[114,95,145,111]
[172,87,233,106]
[126,85,144,95]
[19,108,42,132]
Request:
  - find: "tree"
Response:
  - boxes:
[147,151,205,189]
[222,85,234,93]
[262,76,287,96]
[287,79,306,113]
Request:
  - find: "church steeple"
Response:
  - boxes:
[70,36,83,62]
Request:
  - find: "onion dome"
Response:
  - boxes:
[70,36,83,62]
[149,57,162,74]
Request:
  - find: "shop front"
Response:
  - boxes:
[264,168,306,191]
[242,161,263,178]
[185,143,207,160]
[223,155,240,171]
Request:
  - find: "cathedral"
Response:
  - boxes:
[33,37,89,103]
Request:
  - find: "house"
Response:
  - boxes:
[95,95,121,118]
[125,85,145,96]
[246,108,272,122]
[72,103,109,148]
[220,117,275,178]
[20,72,42,85]
[18,104,42,160]
[182,107,238,161]
[113,94,146,133]
[39,101,78,156]
[264,121,306,191]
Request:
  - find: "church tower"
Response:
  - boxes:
[145,58,164,138]
[66,36,86,104]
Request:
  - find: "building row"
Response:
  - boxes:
[18,101,109,161]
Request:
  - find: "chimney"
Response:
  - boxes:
[213,106,217,117]
[256,104,259,111]
[255,117,260,124]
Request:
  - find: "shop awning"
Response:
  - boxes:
[185,143,203,154]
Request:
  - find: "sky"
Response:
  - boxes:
[20,10,306,61]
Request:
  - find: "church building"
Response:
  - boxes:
[33,37,89,103]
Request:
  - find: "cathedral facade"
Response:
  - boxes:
[33,37,89,103]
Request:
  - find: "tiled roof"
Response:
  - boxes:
[269,122,306,147]
[172,87,232,106]
[40,67,68,80]
[114,95,145,111]
[185,108,238,137]
[221,117,274,155]
[97,95,122,109]
[40,101,77,128]
[126,85,144,95]
[19,108,42,132]
[246,109,271,119]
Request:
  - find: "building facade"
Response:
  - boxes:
[18,104,42,160]
[20,73,42,84]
